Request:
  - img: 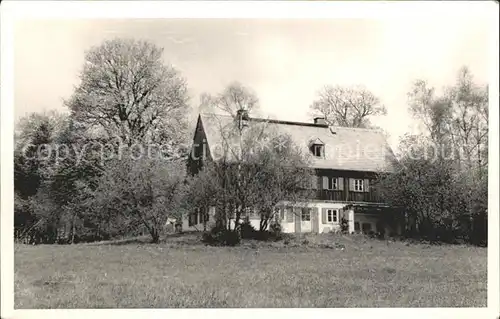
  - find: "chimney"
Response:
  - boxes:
[314,117,327,125]
[237,109,250,121]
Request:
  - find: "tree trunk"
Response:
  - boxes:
[70,212,76,244]
[150,227,160,243]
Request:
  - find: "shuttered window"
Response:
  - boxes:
[322,177,344,190]
[327,209,338,223]
[351,178,370,192]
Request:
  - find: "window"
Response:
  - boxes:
[328,177,338,190]
[323,177,343,190]
[354,179,364,192]
[327,209,338,223]
[312,144,324,157]
[301,208,311,221]
[354,222,360,231]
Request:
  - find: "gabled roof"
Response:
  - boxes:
[198,113,398,173]
[309,138,324,146]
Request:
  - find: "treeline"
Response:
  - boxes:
[14,39,193,244]
[375,69,488,246]
[14,38,488,246]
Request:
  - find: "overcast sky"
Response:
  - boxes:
[14,18,492,148]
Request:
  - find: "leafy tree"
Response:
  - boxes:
[376,66,488,245]
[92,155,188,243]
[14,111,68,243]
[65,38,190,156]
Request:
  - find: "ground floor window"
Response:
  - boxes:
[301,208,311,221]
[354,222,360,231]
[327,209,338,223]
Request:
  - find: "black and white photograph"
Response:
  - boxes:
[1,1,498,318]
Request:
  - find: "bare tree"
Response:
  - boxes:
[65,38,190,154]
[310,85,386,128]
[199,81,260,118]
[189,115,313,233]
[408,66,488,174]
[377,66,488,245]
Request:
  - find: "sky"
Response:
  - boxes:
[14,18,492,148]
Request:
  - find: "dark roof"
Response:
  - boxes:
[198,113,397,173]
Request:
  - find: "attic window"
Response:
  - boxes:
[309,138,325,157]
[312,144,324,157]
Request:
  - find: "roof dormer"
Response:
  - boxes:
[309,138,325,158]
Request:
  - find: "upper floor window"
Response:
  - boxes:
[322,176,343,190]
[354,179,364,192]
[329,177,338,190]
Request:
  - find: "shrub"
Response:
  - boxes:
[240,220,257,239]
[202,225,241,246]
[269,222,283,241]
[340,217,349,233]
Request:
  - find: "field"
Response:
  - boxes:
[15,233,487,308]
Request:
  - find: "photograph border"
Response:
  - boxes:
[1,1,498,318]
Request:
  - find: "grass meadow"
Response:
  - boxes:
[15,232,487,308]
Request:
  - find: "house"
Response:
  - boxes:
[183,111,402,236]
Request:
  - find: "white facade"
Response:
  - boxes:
[182,201,390,234]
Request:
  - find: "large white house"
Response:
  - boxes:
[183,111,402,236]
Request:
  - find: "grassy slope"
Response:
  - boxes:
[14,233,487,308]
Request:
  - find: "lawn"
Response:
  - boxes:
[14,232,487,308]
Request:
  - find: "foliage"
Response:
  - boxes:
[187,110,314,235]
[65,38,190,157]
[376,66,488,245]
[240,219,258,239]
[202,226,241,246]
[92,156,188,243]
[340,217,349,234]
[14,38,191,244]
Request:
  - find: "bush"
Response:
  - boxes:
[340,217,349,233]
[240,220,257,239]
[202,225,241,246]
[269,222,283,241]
